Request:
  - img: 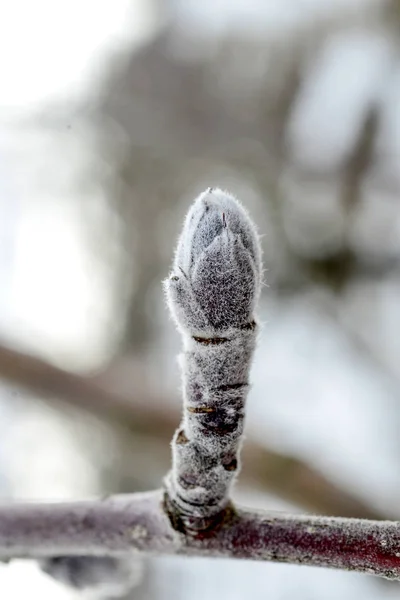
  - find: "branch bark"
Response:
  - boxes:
[0,490,399,581]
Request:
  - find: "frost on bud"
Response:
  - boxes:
[164,188,263,527]
[165,188,262,334]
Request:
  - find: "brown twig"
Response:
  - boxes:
[0,490,399,581]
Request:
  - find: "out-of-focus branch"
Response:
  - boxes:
[0,342,382,519]
[0,489,400,582]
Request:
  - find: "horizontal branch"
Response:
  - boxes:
[0,342,383,520]
[0,490,400,581]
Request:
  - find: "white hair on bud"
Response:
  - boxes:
[164,188,263,522]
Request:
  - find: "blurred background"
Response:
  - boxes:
[1,0,400,597]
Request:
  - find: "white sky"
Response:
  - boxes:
[0,0,156,117]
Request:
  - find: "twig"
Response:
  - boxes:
[0,188,397,588]
[0,490,399,581]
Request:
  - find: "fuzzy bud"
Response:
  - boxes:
[164,188,263,525]
[165,188,262,334]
